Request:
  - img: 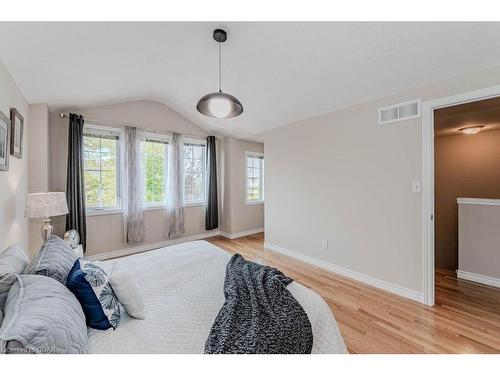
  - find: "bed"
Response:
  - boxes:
[87,240,347,354]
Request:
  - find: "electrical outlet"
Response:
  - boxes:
[322,240,328,249]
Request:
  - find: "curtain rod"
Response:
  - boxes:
[59,112,211,141]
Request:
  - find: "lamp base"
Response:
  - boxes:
[41,218,53,242]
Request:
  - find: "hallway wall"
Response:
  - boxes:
[434,129,500,270]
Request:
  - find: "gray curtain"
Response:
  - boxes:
[205,136,218,230]
[124,126,145,244]
[166,132,185,238]
[66,113,87,252]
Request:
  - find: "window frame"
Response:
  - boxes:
[140,132,170,210]
[245,151,264,205]
[83,123,123,215]
[183,137,208,207]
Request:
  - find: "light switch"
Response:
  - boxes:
[412,181,421,193]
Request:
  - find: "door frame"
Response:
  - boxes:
[421,84,500,306]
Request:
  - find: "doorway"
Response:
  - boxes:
[434,97,500,275]
[422,85,500,306]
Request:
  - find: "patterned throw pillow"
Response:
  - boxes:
[66,259,122,330]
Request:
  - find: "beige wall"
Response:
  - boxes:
[49,100,213,256]
[27,104,49,192]
[27,103,50,252]
[219,136,264,235]
[0,61,30,253]
[435,130,500,270]
[458,202,500,279]
[262,65,500,295]
[219,136,231,233]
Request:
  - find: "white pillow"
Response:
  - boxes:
[109,263,145,320]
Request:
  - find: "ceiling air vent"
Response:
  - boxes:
[378,99,421,125]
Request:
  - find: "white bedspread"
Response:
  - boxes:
[87,240,347,354]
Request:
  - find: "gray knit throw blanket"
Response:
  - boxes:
[205,254,313,354]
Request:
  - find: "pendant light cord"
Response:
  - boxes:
[218,41,222,93]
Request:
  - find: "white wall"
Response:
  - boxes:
[0,61,30,253]
[262,65,500,296]
[458,201,500,281]
[49,100,213,256]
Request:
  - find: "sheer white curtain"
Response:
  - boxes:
[124,126,145,244]
[166,132,185,238]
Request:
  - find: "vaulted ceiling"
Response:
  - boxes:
[2,22,500,140]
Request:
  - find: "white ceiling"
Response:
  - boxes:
[2,22,500,140]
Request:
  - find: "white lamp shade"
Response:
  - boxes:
[25,192,69,219]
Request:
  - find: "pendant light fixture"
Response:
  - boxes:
[196,29,243,119]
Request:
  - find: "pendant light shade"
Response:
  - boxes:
[197,29,243,119]
[196,91,243,119]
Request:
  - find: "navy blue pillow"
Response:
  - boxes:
[66,259,122,330]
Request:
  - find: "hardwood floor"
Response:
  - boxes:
[208,233,500,353]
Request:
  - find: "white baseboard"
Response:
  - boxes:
[264,241,425,304]
[220,227,264,240]
[88,227,265,261]
[457,270,500,288]
[87,230,221,261]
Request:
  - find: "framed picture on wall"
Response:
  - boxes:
[0,110,10,171]
[10,107,23,159]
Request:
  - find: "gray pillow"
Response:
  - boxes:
[0,274,88,354]
[24,235,76,284]
[0,245,29,325]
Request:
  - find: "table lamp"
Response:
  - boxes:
[25,192,69,241]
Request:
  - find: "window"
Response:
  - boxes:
[246,152,264,204]
[141,136,168,207]
[83,128,208,213]
[183,139,206,205]
[83,125,121,212]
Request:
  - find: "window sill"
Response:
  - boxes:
[86,202,208,216]
[143,202,207,212]
[143,205,166,212]
[245,200,264,206]
[86,209,123,217]
[184,202,207,208]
